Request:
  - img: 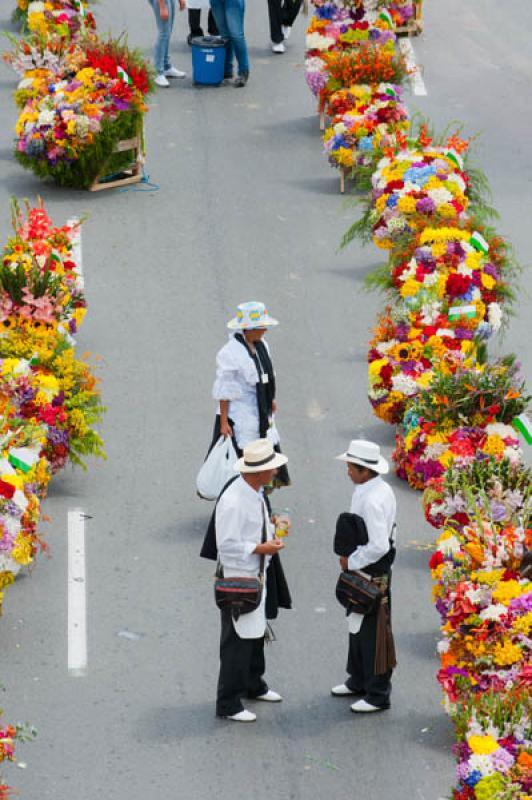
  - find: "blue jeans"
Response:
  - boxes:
[209,0,249,77]
[149,0,176,74]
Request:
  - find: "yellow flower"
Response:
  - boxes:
[335,147,353,168]
[473,569,504,586]
[397,195,417,214]
[375,195,387,213]
[492,640,522,666]
[369,358,389,377]
[467,735,499,755]
[482,435,505,457]
[439,203,457,219]
[481,272,496,290]
[492,579,528,605]
[400,278,420,298]
[11,534,33,566]
[512,612,532,636]
[465,250,481,269]
[431,243,448,258]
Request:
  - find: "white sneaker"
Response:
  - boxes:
[271,42,285,54]
[224,709,257,722]
[155,74,170,87]
[351,699,389,713]
[282,25,291,39]
[331,684,360,697]
[165,66,186,79]
[255,689,283,703]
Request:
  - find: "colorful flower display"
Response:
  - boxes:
[13,0,96,39]
[323,82,409,177]
[0,711,37,800]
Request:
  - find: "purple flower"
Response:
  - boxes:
[0,529,15,553]
[416,197,436,214]
[491,747,515,771]
[509,593,532,614]
[490,501,507,522]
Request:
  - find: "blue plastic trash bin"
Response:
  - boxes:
[191,36,226,86]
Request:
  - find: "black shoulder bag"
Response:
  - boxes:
[214,504,267,619]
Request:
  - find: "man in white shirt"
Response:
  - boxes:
[215,439,289,722]
[332,440,397,713]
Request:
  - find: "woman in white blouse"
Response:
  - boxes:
[210,301,290,489]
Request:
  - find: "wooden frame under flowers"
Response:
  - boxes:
[89,130,144,192]
[394,0,423,37]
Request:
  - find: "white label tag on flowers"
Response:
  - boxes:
[261,374,269,384]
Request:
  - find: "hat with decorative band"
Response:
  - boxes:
[335,439,389,474]
[235,439,288,474]
[227,301,279,330]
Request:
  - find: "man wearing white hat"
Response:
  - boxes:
[215,439,289,722]
[332,440,397,713]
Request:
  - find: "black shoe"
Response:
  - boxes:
[233,73,249,88]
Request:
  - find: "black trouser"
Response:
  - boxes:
[188,8,218,36]
[216,610,268,716]
[346,611,392,708]
[267,0,302,43]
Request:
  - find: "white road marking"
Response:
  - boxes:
[67,217,84,288]
[68,509,87,676]
[399,39,427,96]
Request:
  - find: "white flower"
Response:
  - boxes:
[392,373,418,395]
[468,754,496,777]
[436,640,449,654]
[465,587,484,604]
[504,445,522,464]
[428,187,453,205]
[488,302,502,332]
[28,1,45,13]
[305,33,335,51]
[333,122,347,135]
[439,535,461,555]
[37,109,55,127]
[376,339,398,355]
[479,604,507,621]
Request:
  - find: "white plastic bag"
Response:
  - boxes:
[196,436,238,501]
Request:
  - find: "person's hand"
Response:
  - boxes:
[220,419,233,438]
[178,0,186,9]
[159,0,169,21]
[255,540,285,555]
[339,556,348,570]
[272,399,278,414]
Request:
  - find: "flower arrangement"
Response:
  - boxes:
[0,707,36,800]
[0,201,105,616]
[12,37,152,188]
[392,358,528,488]
[13,0,96,40]
[323,82,410,178]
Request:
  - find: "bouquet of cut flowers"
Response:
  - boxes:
[392,359,527,488]
[1,199,86,336]
[323,82,410,178]
[0,711,36,800]
[367,305,481,424]
[13,0,96,40]
[14,36,152,188]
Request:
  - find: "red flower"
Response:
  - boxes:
[446,273,471,297]
[429,551,444,569]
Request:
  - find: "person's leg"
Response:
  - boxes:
[346,632,365,693]
[149,0,168,74]
[246,637,268,698]
[209,0,235,77]
[207,8,219,34]
[224,0,249,76]
[163,0,176,71]
[358,613,392,708]
[216,611,254,716]
[282,0,302,27]
[188,8,204,36]
[267,0,284,43]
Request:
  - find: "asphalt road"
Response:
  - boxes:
[0,2,531,798]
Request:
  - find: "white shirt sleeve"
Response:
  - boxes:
[347,495,391,571]
[216,498,258,570]
[212,341,257,401]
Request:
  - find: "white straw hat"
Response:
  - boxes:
[235,439,288,474]
[336,439,389,474]
[227,301,279,330]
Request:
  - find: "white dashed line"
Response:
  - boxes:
[400,39,427,96]
[68,509,87,676]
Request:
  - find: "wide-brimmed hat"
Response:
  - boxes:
[235,439,288,474]
[227,301,279,330]
[336,439,389,474]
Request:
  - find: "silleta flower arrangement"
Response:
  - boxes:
[11,36,153,188]
[323,82,410,178]
[0,708,36,800]
[0,201,105,614]
[393,358,528,488]
[13,0,96,39]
